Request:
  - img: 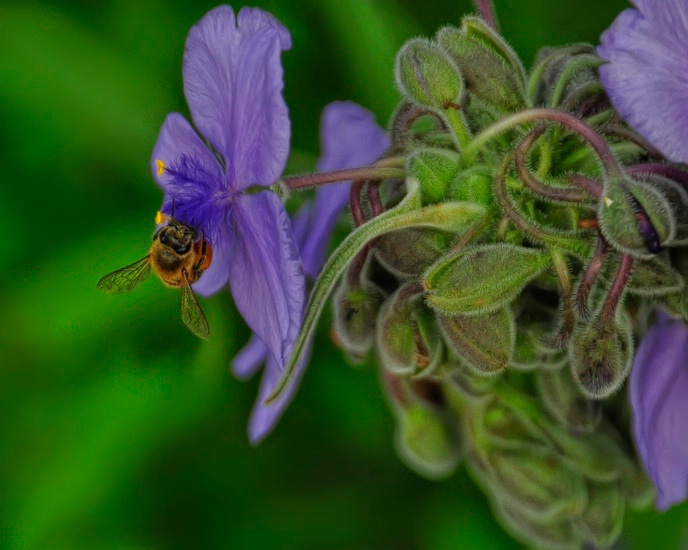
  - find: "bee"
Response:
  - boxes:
[97,212,213,339]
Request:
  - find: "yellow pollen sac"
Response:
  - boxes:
[604,196,614,207]
[156,159,166,177]
[155,211,167,225]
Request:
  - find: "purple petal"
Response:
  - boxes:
[246,349,311,445]
[630,311,688,510]
[232,333,269,380]
[150,113,231,295]
[299,102,389,278]
[229,191,305,369]
[598,0,688,162]
[182,6,291,188]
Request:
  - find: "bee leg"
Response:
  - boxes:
[193,233,208,272]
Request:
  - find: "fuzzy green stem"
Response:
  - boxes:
[443,106,472,150]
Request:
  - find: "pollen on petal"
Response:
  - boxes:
[156,159,166,177]
[155,211,167,225]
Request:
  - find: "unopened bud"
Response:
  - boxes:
[599,176,675,258]
[572,482,625,549]
[535,369,601,435]
[374,228,455,280]
[395,38,464,112]
[395,403,462,479]
[424,244,551,315]
[407,148,460,203]
[333,279,385,359]
[437,18,527,114]
[571,311,633,399]
[377,285,440,376]
[439,308,515,375]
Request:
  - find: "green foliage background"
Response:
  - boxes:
[1,0,687,547]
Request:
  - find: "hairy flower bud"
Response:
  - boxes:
[395,403,463,479]
[599,176,676,258]
[437,17,527,114]
[377,285,441,376]
[333,278,385,359]
[395,38,465,113]
[439,308,515,374]
[407,148,461,203]
[424,244,551,315]
[571,311,633,398]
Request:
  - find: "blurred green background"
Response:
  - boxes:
[2,0,687,547]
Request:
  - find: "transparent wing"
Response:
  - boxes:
[97,256,151,294]
[181,270,210,340]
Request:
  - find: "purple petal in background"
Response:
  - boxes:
[630,311,688,510]
[598,0,688,162]
[300,101,389,278]
[229,191,305,370]
[182,6,292,188]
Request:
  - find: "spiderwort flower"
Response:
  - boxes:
[233,101,388,443]
[630,312,688,510]
[151,6,304,379]
[598,0,688,162]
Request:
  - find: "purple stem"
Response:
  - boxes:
[284,165,405,191]
[601,253,634,324]
[473,0,499,31]
[516,126,594,203]
[626,163,688,187]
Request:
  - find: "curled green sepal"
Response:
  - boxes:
[266,179,488,403]
[424,243,551,315]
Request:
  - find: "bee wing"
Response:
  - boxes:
[97,256,151,294]
[180,270,210,340]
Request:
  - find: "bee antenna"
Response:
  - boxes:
[171,197,176,219]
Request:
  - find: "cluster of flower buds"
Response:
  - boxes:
[272,15,688,549]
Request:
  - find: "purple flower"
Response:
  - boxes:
[233,101,388,443]
[630,311,688,510]
[150,7,304,378]
[598,0,688,162]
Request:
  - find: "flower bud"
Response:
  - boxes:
[407,148,461,203]
[333,279,385,359]
[512,302,568,370]
[423,244,551,315]
[377,284,441,376]
[529,44,600,108]
[627,255,683,297]
[439,308,515,375]
[374,228,455,280]
[599,176,676,258]
[572,483,624,549]
[469,448,587,523]
[395,38,464,112]
[570,311,633,399]
[495,502,583,550]
[535,369,601,435]
[395,403,462,479]
[437,18,527,114]
[448,167,494,206]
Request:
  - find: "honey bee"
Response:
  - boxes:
[97,213,213,339]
